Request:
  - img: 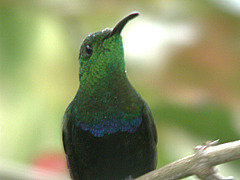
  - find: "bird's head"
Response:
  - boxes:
[78,12,139,86]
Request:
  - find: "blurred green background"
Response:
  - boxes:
[0,0,240,179]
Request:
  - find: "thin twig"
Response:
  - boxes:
[136,140,240,180]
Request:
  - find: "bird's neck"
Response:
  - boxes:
[75,68,142,113]
[77,69,128,101]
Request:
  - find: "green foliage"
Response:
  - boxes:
[153,102,238,143]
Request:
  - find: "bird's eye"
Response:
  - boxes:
[85,44,93,57]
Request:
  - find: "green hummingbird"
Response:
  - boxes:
[62,12,157,180]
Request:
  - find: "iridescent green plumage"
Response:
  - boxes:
[63,12,157,179]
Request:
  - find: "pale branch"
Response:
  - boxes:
[136,139,240,180]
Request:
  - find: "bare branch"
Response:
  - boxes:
[136,140,240,180]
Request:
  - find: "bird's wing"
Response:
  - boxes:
[62,101,83,179]
[62,104,71,155]
[62,101,76,168]
[142,101,158,144]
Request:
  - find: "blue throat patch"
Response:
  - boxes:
[78,116,142,137]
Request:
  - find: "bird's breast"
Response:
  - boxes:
[76,114,142,137]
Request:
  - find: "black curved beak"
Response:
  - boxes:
[104,12,139,39]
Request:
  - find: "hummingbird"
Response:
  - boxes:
[62,12,157,180]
